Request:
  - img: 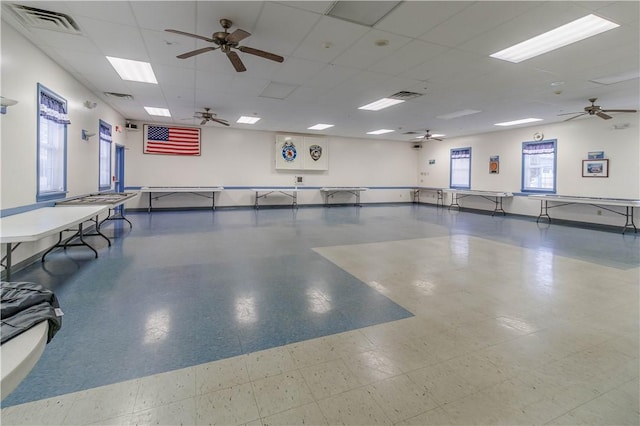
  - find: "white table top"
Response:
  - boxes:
[140,186,224,192]
[0,205,107,244]
[1,321,48,400]
[443,189,513,197]
[320,187,368,191]
[56,192,139,208]
[251,188,302,192]
[528,194,640,207]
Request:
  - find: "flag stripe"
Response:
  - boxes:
[144,125,200,155]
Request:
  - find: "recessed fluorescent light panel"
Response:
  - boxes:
[494,118,542,126]
[144,107,171,117]
[106,56,158,84]
[308,124,334,130]
[358,98,405,111]
[490,15,620,64]
[367,129,394,135]
[490,14,619,63]
[437,109,482,120]
[237,116,261,124]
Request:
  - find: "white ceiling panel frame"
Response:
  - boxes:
[78,17,149,60]
[195,70,235,93]
[153,64,196,89]
[332,28,411,70]
[375,1,473,38]
[291,15,370,63]
[303,63,361,89]
[247,2,322,56]
[142,28,198,68]
[369,39,450,76]
[460,2,619,56]
[277,1,334,15]
[419,1,539,48]
[194,1,264,35]
[65,1,138,27]
[130,1,197,32]
[269,57,327,86]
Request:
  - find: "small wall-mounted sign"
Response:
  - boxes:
[587,151,605,159]
[489,155,499,174]
[428,159,436,165]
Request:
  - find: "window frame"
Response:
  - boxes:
[36,83,68,202]
[98,120,112,191]
[449,147,472,189]
[521,139,557,194]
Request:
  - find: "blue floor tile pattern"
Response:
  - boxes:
[3,205,639,406]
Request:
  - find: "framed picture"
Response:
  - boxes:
[582,159,609,177]
[588,151,604,159]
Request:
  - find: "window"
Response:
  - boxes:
[99,120,112,190]
[450,147,471,189]
[37,84,69,201]
[522,140,556,193]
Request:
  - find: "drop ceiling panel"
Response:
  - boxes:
[375,1,472,38]
[23,27,99,53]
[591,1,640,26]
[65,1,138,27]
[269,57,326,86]
[195,70,235,92]
[130,1,197,32]
[419,1,539,48]
[50,49,121,81]
[142,28,198,67]
[194,1,264,35]
[278,1,333,15]
[331,29,411,70]
[368,39,449,76]
[248,2,321,56]
[154,64,195,88]
[78,17,149,60]
[303,64,360,89]
[291,15,370,63]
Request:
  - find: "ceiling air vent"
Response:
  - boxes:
[104,92,134,101]
[7,4,82,34]
[389,91,423,101]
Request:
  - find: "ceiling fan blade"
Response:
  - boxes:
[557,111,582,116]
[200,119,207,125]
[237,46,284,63]
[227,29,251,44]
[165,29,215,43]
[602,109,638,113]
[177,46,218,59]
[596,111,612,120]
[433,137,443,141]
[227,51,247,72]
[563,113,586,122]
[210,118,230,126]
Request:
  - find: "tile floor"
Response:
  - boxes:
[1,205,638,425]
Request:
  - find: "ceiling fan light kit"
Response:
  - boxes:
[166,19,284,72]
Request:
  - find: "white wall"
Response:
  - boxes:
[417,115,640,226]
[124,125,419,209]
[1,23,127,265]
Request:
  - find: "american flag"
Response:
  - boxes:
[144,125,200,155]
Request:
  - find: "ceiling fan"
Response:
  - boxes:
[166,19,284,72]
[559,98,637,122]
[193,108,229,126]
[406,130,444,142]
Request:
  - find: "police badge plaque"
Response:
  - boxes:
[281,141,297,162]
[309,144,322,161]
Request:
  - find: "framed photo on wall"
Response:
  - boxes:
[582,159,609,177]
